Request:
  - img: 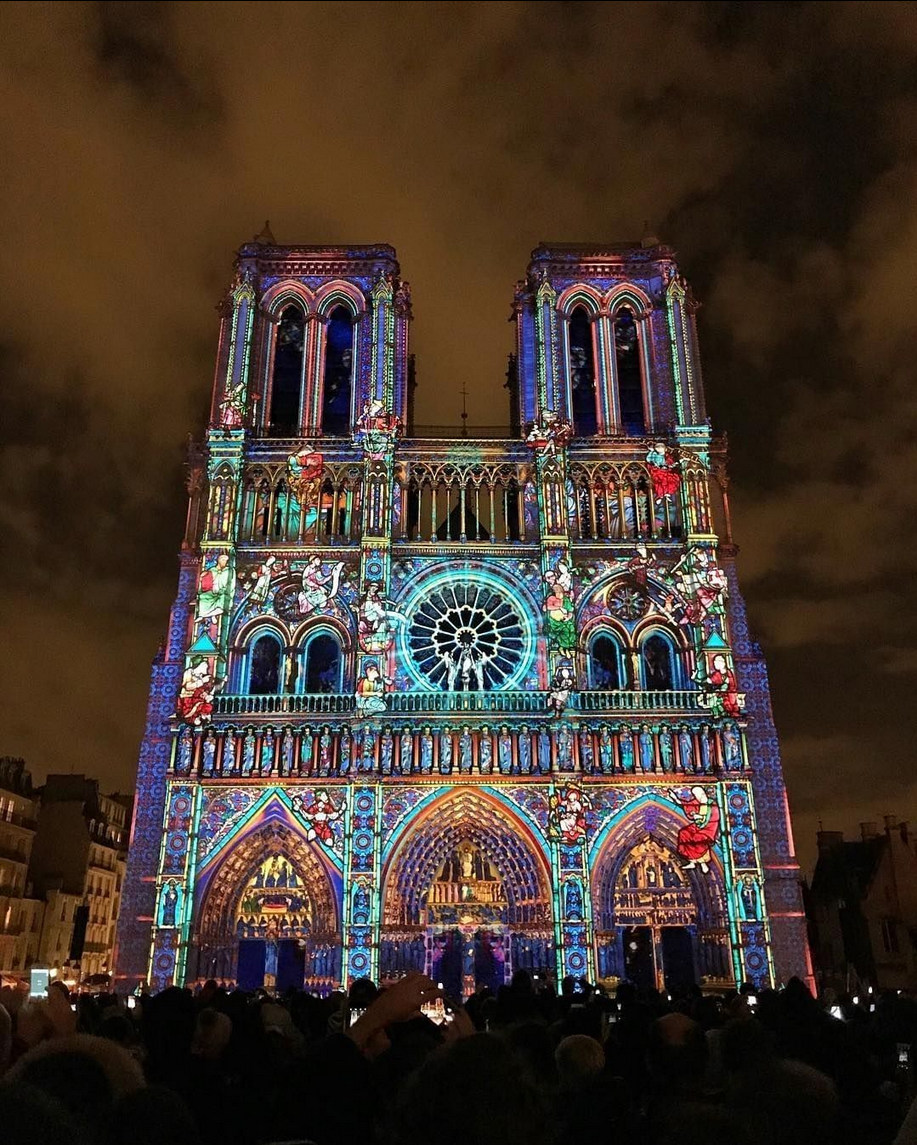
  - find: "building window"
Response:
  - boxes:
[614,307,646,434]
[269,306,306,435]
[321,306,354,434]
[881,918,900,954]
[569,306,597,436]
[247,633,283,695]
[303,632,343,693]
[640,632,678,690]
[589,633,626,690]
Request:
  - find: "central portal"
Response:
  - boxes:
[379,792,555,989]
[426,843,508,994]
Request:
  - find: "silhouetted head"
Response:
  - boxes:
[556,1034,605,1091]
[647,1012,708,1091]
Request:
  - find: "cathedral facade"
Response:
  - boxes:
[115,237,811,995]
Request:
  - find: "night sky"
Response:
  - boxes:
[2,2,916,873]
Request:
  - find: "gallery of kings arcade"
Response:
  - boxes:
[114,235,812,997]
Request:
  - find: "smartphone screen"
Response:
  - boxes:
[348,1007,365,1027]
[29,967,49,998]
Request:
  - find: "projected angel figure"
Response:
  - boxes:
[287,446,324,504]
[675,786,720,873]
[356,399,402,458]
[292,790,346,846]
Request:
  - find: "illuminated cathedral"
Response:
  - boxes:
[115,234,812,995]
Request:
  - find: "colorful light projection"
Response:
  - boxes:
[118,241,809,998]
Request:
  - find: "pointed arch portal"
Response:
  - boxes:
[591,798,730,989]
[380,791,554,996]
[192,819,341,990]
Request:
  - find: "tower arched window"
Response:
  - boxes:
[589,632,627,690]
[269,306,305,435]
[614,307,646,434]
[248,633,283,695]
[569,306,597,436]
[303,631,343,694]
[321,306,354,435]
[640,632,678,690]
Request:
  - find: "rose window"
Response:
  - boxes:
[405,579,531,691]
[607,582,650,621]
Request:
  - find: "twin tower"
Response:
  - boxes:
[115,237,811,996]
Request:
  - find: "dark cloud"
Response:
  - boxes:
[2,0,916,871]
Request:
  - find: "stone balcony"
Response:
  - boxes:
[212,688,704,719]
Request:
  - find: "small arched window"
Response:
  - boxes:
[641,633,677,690]
[248,633,283,695]
[569,306,597,436]
[614,308,646,434]
[269,306,305,435]
[589,633,626,690]
[321,306,354,434]
[303,632,343,694]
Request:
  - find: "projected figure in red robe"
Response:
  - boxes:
[176,659,219,726]
[645,441,681,498]
[292,790,345,846]
[675,785,720,874]
[702,653,742,718]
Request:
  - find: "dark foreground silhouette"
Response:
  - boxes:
[0,974,914,1145]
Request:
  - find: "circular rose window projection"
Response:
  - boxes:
[404,576,533,691]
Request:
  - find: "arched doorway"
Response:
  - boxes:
[381,792,553,995]
[192,820,341,992]
[592,804,731,990]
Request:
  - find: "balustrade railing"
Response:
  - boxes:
[386,691,546,714]
[214,689,701,717]
[215,693,355,715]
[574,690,701,712]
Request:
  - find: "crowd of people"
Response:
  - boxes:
[0,971,915,1145]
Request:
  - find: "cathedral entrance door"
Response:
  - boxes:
[277,939,306,991]
[473,929,506,992]
[238,939,266,991]
[431,929,464,999]
[623,926,656,990]
[661,927,695,992]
